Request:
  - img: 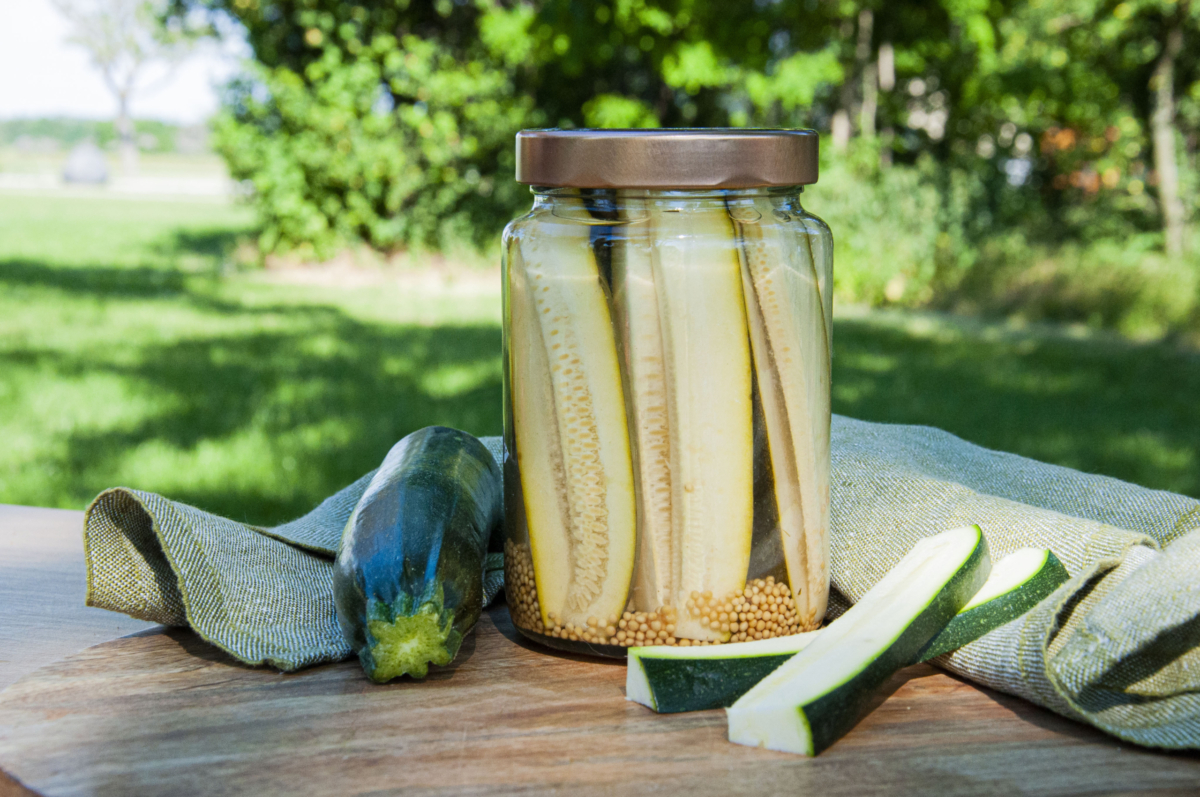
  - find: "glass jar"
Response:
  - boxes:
[501,130,832,657]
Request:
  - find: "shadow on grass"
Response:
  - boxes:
[0,208,255,298]
[0,258,191,298]
[156,227,247,261]
[0,257,501,525]
[59,318,502,524]
[4,251,1199,523]
[831,315,1200,499]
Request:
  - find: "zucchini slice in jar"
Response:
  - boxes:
[507,215,637,631]
[731,197,831,631]
[727,526,990,756]
[611,194,675,613]
[648,200,755,641]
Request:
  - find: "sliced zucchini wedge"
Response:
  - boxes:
[914,547,1068,662]
[727,525,990,756]
[731,197,831,630]
[507,215,637,630]
[626,543,1062,715]
[626,631,818,714]
[611,195,675,613]
[648,201,754,641]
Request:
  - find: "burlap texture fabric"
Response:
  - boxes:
[84,437,507,671]
[85,421,1199,747]
[828,416,1200,750]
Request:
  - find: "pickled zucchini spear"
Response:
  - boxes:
[913,547,1069,662]
[627,631,820,713]
[648,200,755,641]
[731,197,831,630]
[507,213,637,630]
[611,194,675,613]
[728,526,990,756]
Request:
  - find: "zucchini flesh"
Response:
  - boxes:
[626,544,1062,714]
[649,201,754,640]
[612,196,675,613]
[333,427,502,682]
[732,196,831,631]
[627,632,818,713]
[914,547,1068,662]
[727,525,990,755]
[508,216,637,629]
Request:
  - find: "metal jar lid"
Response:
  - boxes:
[515,128,818,189]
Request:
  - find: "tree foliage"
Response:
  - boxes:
[195,1,537,254]
[186,0,1200,270]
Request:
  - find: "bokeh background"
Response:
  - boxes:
[1,0,1197,524]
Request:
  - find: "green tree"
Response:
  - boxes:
[187,0,1196,265]
[954,0,1198,252]
[1109,0,1198,255]
[54,0,203,173]
[186,0,540,255]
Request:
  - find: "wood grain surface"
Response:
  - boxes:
[0,505,156,797]
[0,505,155,691]
[2,504,1199,796]
[2,606,1200,797]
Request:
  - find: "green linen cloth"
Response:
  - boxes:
[84,439,507,672]
[84,418,1200,749]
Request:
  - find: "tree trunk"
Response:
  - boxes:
[116,91,138,176]
[878,42,895,92]
[858,9,876,139]
[1151,21,1185,255]
[832,16,856,152]
[878,41,895,167]
[832,111,851,151]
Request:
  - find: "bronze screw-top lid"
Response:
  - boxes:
[515,128,818,189]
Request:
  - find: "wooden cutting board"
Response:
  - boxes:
[3,606,1199,797]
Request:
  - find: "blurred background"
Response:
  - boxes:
[1,0,1197,524]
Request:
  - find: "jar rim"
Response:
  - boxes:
[515,128,818,189]
[528,186,804,197]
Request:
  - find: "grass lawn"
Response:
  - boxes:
[1,191,1197,525]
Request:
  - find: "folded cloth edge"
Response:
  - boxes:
[80,423,1200,748]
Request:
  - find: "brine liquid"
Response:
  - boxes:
[502,189,831,657]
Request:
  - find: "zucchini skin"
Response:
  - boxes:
[640,655,795,713]
[803,535,990,754]
[334,426,503,682]
[914,550,1069,663]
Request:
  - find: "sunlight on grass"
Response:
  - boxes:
[0,193,256,269]
[420,359,504,399]
[831,312,1200,498]
[0,193,504,522]
[1,193,1197,524]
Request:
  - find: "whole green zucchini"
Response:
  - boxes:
[334,426,502,681]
